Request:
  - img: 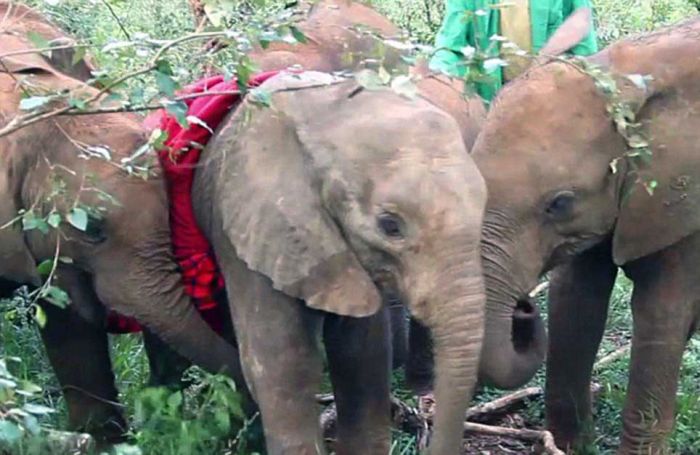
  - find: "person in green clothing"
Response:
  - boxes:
[429,0,598,102]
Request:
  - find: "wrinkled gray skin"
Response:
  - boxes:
[192,72,487,455]
[473,17,700,455]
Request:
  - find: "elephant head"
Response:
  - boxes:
[249,0,406,73]
[194,71,487,454]
[0,1,98,82]
[472,15,700,386]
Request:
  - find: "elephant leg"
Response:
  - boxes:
[142,328,192,389]
[39,269,125,441]
[545,239,618,451]
[405,317,434,394]
[220,254,326,455]
[323,308,392,455]
[618,236,698,454]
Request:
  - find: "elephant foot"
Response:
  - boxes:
[73,411,128,446]
[618,432,674,455]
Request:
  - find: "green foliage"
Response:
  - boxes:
[125,368,257,455]
[592,0,697,46]
[0,357,59,455]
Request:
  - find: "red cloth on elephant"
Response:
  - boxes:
[106,71,280,334]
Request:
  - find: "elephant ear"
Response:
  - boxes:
[213,71,381,317]
[611,74,700,265]
[0,171,40,286]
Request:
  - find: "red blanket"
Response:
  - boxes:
[106,71,279,334]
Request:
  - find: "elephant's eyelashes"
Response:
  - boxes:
[377,212,404,239]
[545,191,576,220]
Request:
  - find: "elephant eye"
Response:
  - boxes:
[377,212,404,239]
[545,191,576,220]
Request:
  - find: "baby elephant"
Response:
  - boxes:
[473,17,700,455]
[192,71,487,455]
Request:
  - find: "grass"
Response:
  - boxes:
[2,0,699,453]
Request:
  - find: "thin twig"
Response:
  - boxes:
[0,43,93,60]
[463,422,565,455]
[99,0,131,41]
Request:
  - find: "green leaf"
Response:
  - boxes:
[26,32,50,50]
[483,58,508,73]
[236,58,255,91]
[164,101,188,128]
[34,304,47,328]
[19,96,51,111]
[166,391,183,410]
[19,381,42,395]
[643,179,658,196]
[0,421,22,444]
[0,377,17,388]
[155,59,174,76]
[289,25,308,44]
[390,75,417,99]
[21,211,49,234]
[155,71,178,97]
[68,97,88,110]
[22,403,55,415]
[36,259,53,277]
[355,69,384,90]
[42,285,70,308]
[248,88,271,107]
[67,207,88,231]
[71,46,87,66]
[23,415,40,435]
[378,66,391,84]
[47,212,61,228]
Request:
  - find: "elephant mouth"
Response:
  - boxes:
[511,296,542,353]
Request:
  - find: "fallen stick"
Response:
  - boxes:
[593,343,631,371]
[463,422,565,455]
[528,280,550,298]
[462,343,628,422]
[465,386,542,422]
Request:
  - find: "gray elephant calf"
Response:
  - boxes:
[192,71,487,455]
[473,17,700,455]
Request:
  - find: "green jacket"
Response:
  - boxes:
[429,0,598,102]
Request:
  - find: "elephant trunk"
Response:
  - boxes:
[416,251,485,455]
[477,223,547,390]
[140,284,242,381]
[479,294,547,388]
[94,246,245,386]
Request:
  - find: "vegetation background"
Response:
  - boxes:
[0,0,699,454]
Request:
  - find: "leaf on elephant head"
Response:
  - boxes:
[355,69,384,90]
[67,207,88,231]
[390,75,417,99]
[289,25,308,44]
[19,96,51,112]
[26,32,50,51]
[71,46,87,67]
